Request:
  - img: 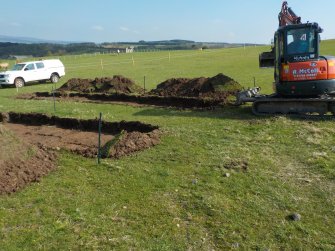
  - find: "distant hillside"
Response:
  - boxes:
[0,42,101,58]
[0,35,80,44]
[102,40,261,51]
[0,36,265,58]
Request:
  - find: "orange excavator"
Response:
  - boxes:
[236,1,335,115]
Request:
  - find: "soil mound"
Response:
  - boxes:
[110,131,160,158]
[149,73,242,100]
[58,75,143,94]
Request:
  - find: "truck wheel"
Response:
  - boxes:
[50,74,59,83]
[14,78,25,88]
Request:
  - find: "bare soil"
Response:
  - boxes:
[57,75,143,94]
[4,123,160,158]
[18,92,223,109]
[0,125,57,194]
[224,159,249,172]
[0,112,160,194]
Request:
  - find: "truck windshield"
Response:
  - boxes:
[286,28,316,55]
[11,64,25,71]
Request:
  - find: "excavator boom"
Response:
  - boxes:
[259,1,302,68]
[278,1,301,27]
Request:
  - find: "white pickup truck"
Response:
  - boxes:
[0,59,65,87]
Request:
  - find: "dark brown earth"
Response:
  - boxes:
[0,125,57,194]
[224,159,249,172]
[149,73,242,100]
[0,112,160,194]
[57,75,143,94]
[18,92,224,109]
[4,123,160,158]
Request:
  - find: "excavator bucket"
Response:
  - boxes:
[259,49,275,68]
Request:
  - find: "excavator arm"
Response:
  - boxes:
[278,1,301,27]
[259,1,302,68]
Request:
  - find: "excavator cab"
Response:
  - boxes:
[274,22,335,97]
[274,23,321,83]
[282,23,321,63]
[259,23,320,68]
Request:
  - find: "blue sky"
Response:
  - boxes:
[0,0,334,43]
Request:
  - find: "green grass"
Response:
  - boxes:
[0,124,32,164]
[0,43,334,250]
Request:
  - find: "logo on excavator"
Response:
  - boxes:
[292,67,318,80]
[293,68,318,75]
[293,55,310,61]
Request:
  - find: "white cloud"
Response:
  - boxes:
[120,26,130,32]
[92,25,104,31]
[120,26,140,35]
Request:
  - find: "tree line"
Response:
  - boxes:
[0,40,251,58]
[0,42,105,58]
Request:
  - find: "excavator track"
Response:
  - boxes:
[252,97,335,116]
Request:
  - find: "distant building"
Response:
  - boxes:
[8,55,32,60]
[101,44,135,54]
[126,46,134,53]
[108,47,134,54]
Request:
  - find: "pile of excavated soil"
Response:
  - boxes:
[149,73,242,100]
[58,75,143,94]
[0,124,57,194]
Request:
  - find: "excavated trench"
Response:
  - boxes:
[0,112,160,194]
[27,92,224,108]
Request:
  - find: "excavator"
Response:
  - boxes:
[236,1,335,116]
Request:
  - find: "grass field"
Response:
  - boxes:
[0,42,334,250]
